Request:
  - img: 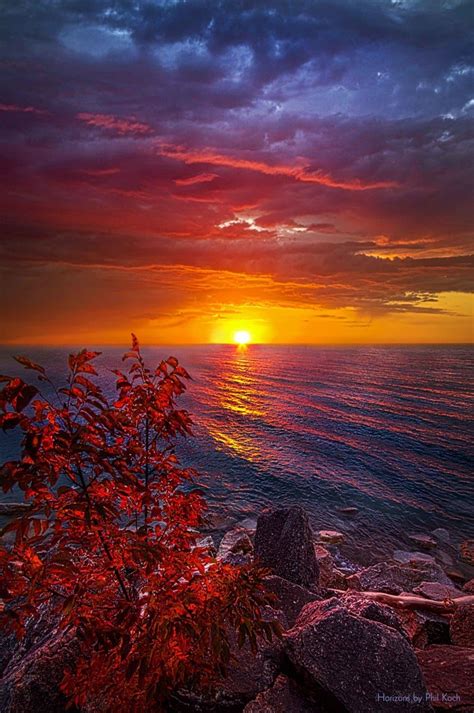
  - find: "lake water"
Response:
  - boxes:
[1,344,473,567]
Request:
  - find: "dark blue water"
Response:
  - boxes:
[1,345,473,565]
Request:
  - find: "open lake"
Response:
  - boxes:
[1,344,473,565]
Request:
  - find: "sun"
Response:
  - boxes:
[234,330,251,345]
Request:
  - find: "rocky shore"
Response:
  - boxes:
[1,505,473,713]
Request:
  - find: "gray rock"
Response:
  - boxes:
[416,645,474,712]
[347,560,453,595]
[0,609,78,713]
[264,575,320,627]
[342,593,408,638]
[254,507,319,588]
[243,674,321,712]
[450,603,474,648]
[413,581,463,601]
[432,528,451,545]
[285,598,432,713]
[195,535,216,556]
[393,550,436,566]
[217,528,253,566]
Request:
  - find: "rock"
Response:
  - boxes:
[446,570,466,586]
[263,576,320,627]
[337,507,359,516]
[0,608,78,713]
[317,530,345,545]
[417,645,474,712]
[459,540,474,566]
[341,593,408,638]
[393,550,437,566]
[217,528,253,566]
[409,534,438,550]
[413,581,464,601]
[216,605,287,708]
[314,545,333,586]
[254,507,319,588]
[432,528,451,545]
[243,674,320,712]
[236,518,258,534]
[347,561,453,595]
[463,579,474,594]
[195,535,216,556]
[450,604,474,647]
[397,608,450,649]
[285,598,432,712]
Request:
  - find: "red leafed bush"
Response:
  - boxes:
[0,336,279,712]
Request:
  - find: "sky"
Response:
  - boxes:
[0,0,473,345]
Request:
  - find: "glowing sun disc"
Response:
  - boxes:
[234,330,251,345]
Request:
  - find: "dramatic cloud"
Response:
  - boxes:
[0,0,472,343]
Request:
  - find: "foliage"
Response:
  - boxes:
[0,336,279,712]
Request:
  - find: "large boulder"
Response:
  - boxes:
[416,646,474,711]
[243,674,322,712]
[263,576,320,627]
[450,604,474,647]
[347,561,453,595]
[254,507,319,588]
[285,598,433,713]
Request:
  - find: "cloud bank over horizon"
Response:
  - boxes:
[1,0,473,343]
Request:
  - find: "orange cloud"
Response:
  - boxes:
[77,112,153,135]
[174,173,218,186]
[158,144,398,191]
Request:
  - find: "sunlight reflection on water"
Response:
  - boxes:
[0,344,473,564]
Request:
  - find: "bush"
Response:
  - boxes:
[0,336,278,712]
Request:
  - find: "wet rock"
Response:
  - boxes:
[347,561,453,595]
[432,528,451,545]
[397,608,450,649]
[337,507,359,516]
[263,576,320,627]
[254,507,319,588]
[314,545,334,587]
[463,579,474,594]
[217,528,253,566]
[393,550,437,566]
[416,645,474,712]
[285,598,432,712]
[413,581,464,601]
[243,674,321,713]
[409,534,438,550]
[450,603,474,647]
[317,530,345,545]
